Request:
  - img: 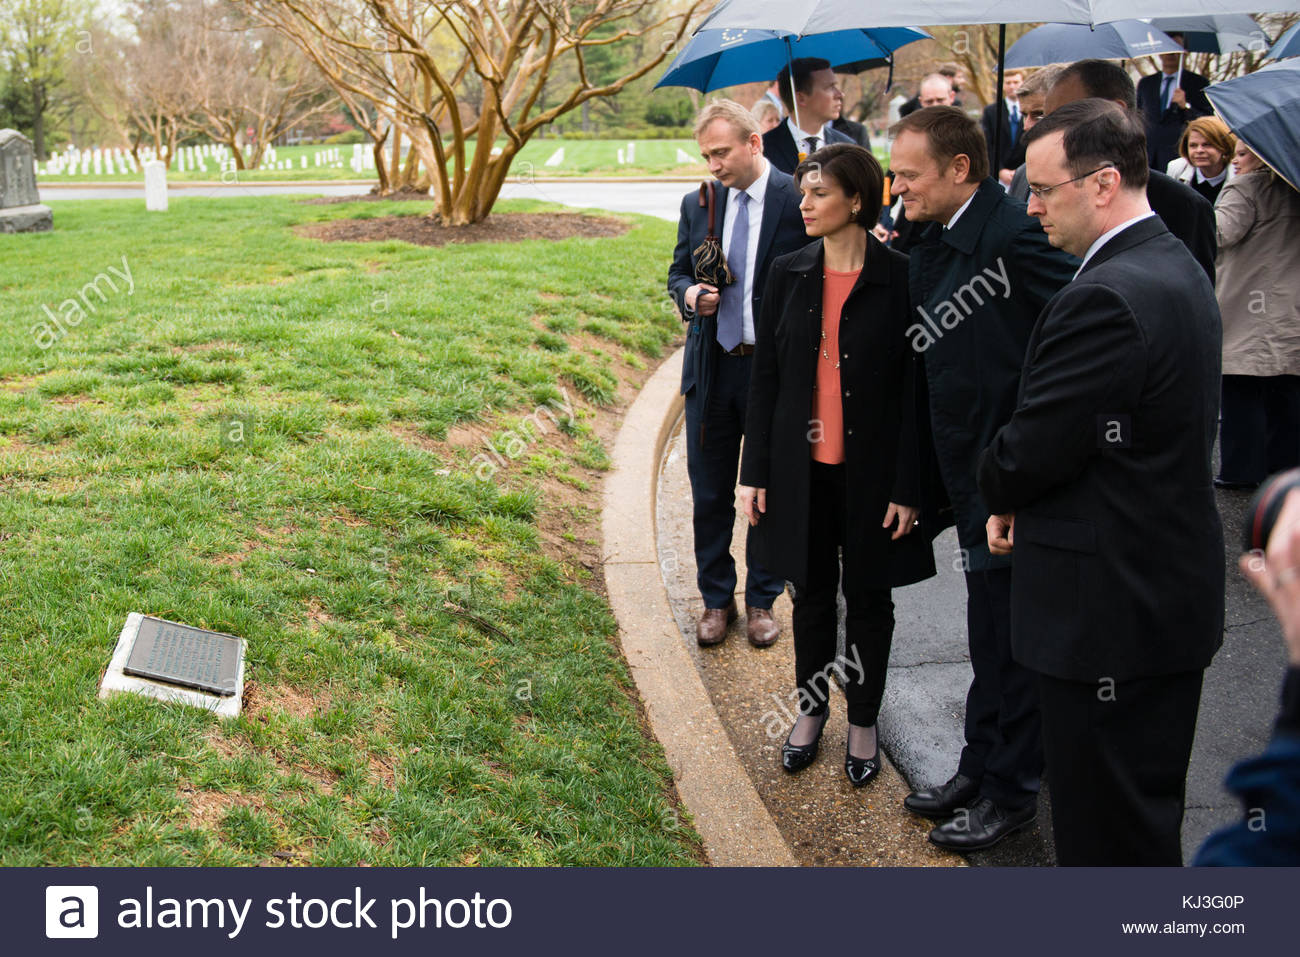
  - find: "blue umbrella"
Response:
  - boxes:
[1205,58,1300,191]
[1006,21,1184,68]
[1267,22,1300,60]
[1147,15,1269,55]
[654,26,930,93]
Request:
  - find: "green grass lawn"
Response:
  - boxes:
[0,195,701,866]
[43,140,707,183]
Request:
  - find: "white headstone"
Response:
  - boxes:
[544,147,565,167]
[626,142,636,163]
[676,147,696,165]
[144,160,167,211]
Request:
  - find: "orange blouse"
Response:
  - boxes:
[811,267,860,465]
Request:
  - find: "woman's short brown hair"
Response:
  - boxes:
[1178,116,1236,164]
[794,143,884,228]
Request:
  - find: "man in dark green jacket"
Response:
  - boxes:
[888,106,1077,852]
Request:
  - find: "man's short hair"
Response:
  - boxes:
[1051,59,1137,111]
[776,57,832,112]
[794,143,885,228]
[693,99,761,142]
[1018,65,1064,100]
[1023,98,1149,191]
[889,105,990,183]
[937,62,962,82]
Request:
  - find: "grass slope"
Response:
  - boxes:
[0,196,699,866]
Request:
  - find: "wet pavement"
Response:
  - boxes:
[656,410,1286,866]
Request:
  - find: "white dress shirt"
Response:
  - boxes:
[946,189,979,230]
[785,116,832,161]
[722,158,771,345]
[1074,212,1157,278]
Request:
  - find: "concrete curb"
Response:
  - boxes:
[602,348,796,866]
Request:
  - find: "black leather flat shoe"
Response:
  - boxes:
[782,713,827,773]
[845,731,880,787]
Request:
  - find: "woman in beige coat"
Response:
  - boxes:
[1214,143,1300,488]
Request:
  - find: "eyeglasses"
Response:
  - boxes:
[1027,166,1114,200]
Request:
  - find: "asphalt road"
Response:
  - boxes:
[38,180,688,222]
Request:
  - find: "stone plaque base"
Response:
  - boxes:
[99,613,246,718]
[0,203,53,233]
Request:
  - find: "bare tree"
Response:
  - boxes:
[185,2,340,169]
[234,1,713,224]
[79,5,198,165]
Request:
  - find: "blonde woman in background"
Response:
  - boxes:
[1167,116,1236,205]
[751,98,782,134]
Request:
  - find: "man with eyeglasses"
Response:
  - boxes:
[977,99,1224,865]
[1044,59,1216,283]
[761,57,853,175]
[888,106,1077,853]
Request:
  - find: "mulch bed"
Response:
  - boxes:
[296,211,629,247]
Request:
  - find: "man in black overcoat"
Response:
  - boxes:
[978,100,1224,865]
[888,106,1078,852]
[667,100,809,647]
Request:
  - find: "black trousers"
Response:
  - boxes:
[957,567,1043,810]
[684,348,784,609]
[1219,374,1300,485]
[1038,669,1204,866]
[792,461,894,727]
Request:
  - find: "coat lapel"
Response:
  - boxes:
[1078,216,1168,277]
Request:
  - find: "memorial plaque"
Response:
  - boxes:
[124,616,241,696]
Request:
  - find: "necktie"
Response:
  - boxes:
[716,192,749,352]
[1009,104,1020,147]
[803,135,820,160]
[1161,75,1174,111]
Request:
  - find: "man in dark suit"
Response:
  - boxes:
[981,69,1026,187]
[1047,58,1216,284]
[761,57,853,175]
[978,100,1224,865]
[888,106,1078,852]
[668,100,809,647]
[1136,35,1212,172]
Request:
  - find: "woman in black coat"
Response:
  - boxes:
[739,144,935,785]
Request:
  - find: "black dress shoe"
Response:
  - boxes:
[903,772,979,819]
[844,734,880,787]
[782,713,827,773]
[927,797,1037,852]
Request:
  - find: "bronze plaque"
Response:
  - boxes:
[124,616,241,696]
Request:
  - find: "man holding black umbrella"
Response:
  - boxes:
[667,100,809,647]
[1136,33,1212,172]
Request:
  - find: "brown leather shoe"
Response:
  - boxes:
[696,599,738,646]
[746,605,780,647]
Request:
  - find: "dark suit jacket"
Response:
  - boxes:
[667,166,808,417]
[1147,168,1217,284]
[1136,69,1212,172]
[739,237,936,589]
[980,101,1025,174]
[832,116,872,150]
[761,122,854,175]
[909,178,1078,571]
[977,216,1225,682]
[1009,164,1216,283]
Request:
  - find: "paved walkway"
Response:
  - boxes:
[654,400,1283,864]
[39,180,689,222]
